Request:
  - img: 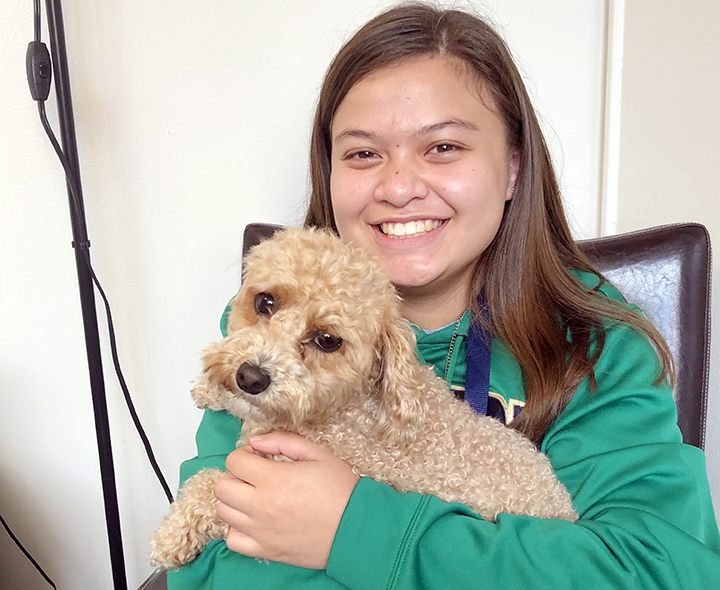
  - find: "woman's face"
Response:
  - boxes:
[330,56,518,322]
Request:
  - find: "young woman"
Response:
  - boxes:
[169,4,720,588]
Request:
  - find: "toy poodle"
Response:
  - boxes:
[150,227,577,569]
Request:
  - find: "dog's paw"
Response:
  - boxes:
[149,469,228,569]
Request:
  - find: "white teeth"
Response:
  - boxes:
[380,220,441,238]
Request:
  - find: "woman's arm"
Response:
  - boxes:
[167,413,355,590]
[170,319,720,589]
[324,322,720,590]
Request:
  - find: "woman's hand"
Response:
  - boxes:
[214,432,360,569]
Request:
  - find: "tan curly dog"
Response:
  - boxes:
[150,227,576,569]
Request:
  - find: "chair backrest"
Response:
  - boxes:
[242,222,285,261]
[578,223,711,449]
[242,222,712,449]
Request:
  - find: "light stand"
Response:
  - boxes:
[42,1,128,588]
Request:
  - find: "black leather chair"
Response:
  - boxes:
[578,223,711,449]
[139,222,712,589]
[139,570,166,590]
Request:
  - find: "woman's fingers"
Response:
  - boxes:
[214,436,360,569]
[247,431,330,461]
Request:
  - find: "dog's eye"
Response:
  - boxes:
[311,332,343,353]
[253,292,276,317]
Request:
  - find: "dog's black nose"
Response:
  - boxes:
[236,362,271,395]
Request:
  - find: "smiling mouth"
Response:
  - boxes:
[379,219,445,238]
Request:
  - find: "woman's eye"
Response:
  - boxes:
[428,143,458,154]
[311,332,343,353]
[253,292,276,317]
[347,150,377,160]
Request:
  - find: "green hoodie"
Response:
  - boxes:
[168,278,720,589]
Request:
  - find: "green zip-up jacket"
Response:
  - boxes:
[168,278,720,589]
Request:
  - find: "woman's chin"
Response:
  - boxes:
[390,271,445,298]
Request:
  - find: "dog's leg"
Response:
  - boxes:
[149,468,228,569]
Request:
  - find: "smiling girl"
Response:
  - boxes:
[330,55,517,329]
[169,4,720,589]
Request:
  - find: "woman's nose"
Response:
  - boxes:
[374,159,429,206]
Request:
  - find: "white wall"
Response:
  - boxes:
[1,1,606,587]
[614,0,720,522]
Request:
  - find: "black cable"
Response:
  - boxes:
[33,0,41,42]
[0,513,57,589]
[37,103,175,505]
[87,255,176,505]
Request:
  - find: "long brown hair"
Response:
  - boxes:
[304,2,674,445]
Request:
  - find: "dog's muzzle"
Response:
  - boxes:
[236,362,271,395]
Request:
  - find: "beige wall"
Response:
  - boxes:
[616,0,720,516]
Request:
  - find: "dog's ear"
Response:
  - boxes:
[225,292,247,335]
[190,373,228,411]
[190,342,232,411]
[375,317,429,438]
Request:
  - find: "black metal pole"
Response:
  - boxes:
[43,1,128,588]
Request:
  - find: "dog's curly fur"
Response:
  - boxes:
[150,227,577,569]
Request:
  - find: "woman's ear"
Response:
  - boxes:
[506,150,520,201]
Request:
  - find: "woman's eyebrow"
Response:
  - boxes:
[333,128,378,143]
[417,119,480,135]
[333,119,479,144]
